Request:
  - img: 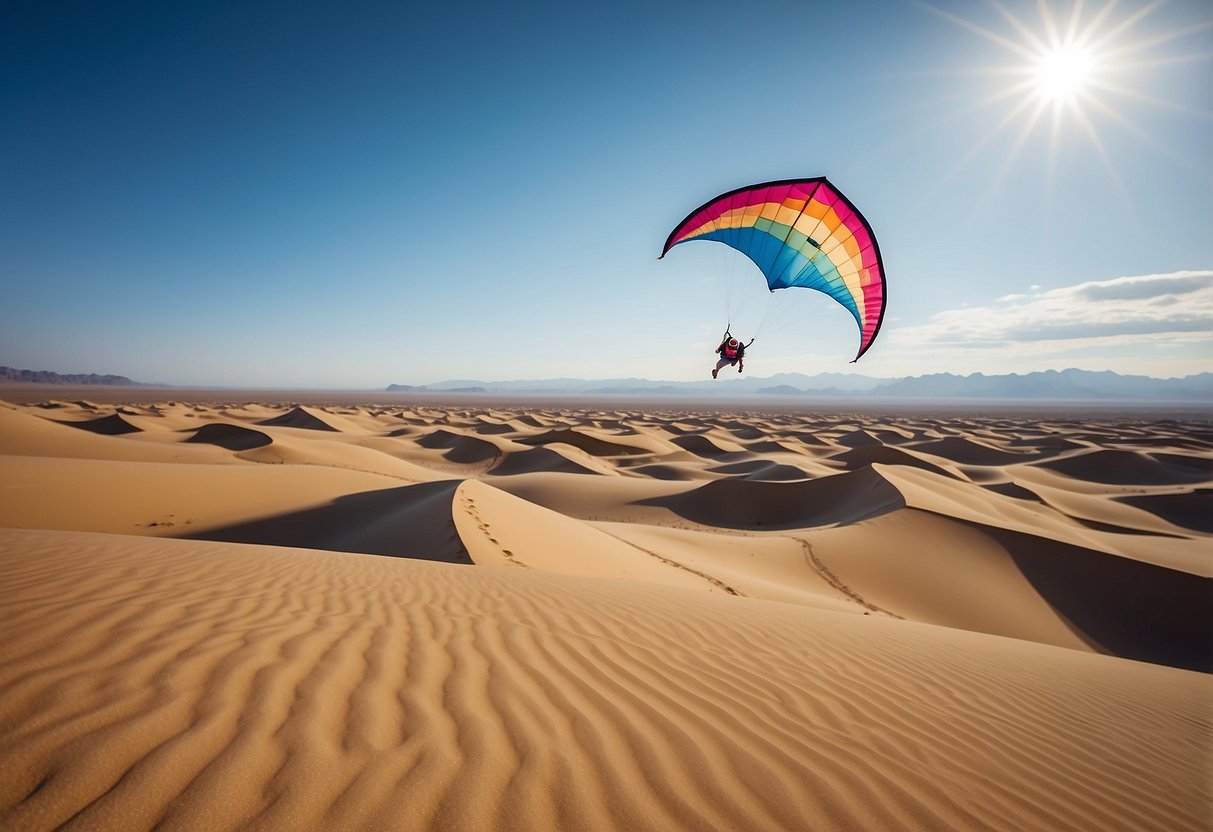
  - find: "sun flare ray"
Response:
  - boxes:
[908,93,1045,219]
[1084,94,1211,174]
[1071,101,1127,197]
[1086,0,1165,51]
[915,1,1040,60]
[990,0,1050,53]
[924,0,1212,202]
[1099,18,1213,59]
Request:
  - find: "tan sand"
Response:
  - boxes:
[1,395,1210,831]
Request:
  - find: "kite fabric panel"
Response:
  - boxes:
[660,177,886,361]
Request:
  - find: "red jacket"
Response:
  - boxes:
[717,338,745,360]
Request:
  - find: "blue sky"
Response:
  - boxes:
[3,0,1210,387]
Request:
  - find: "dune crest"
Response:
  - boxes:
[255,405,343,432]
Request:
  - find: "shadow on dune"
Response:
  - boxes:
[255,406,339,432]
[1034,449,1213,485]
[740,440,795,454]
[635,467,904,529]
[472,421,516,435]
[621,463,709,481]
[185,480,471,563]
[977,521,1212,672]
[414,429,500,464]
[669,434,748,461]
[515,429,650,457]
[978,481,1041,502]
[1115,489,1213,535]
[826,445,959,479]
[708,460,811,481]
[184,423,273,451]
[906,436,1034,465]
[58,413,142,435]
[717,423,765,441]
[489,447,600,476]
[834,429,883,448]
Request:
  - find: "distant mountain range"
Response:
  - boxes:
[4,364,1208,401]
[1,366,142,386]
[389,369,1213,401]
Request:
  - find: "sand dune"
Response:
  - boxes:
[1119,489,1213,533]
[1,395,1210,831]
[514,427,656,457]
[487,445,607,477]
[185,422,274,450]
[639,466,906,529]
[669,432,749,459]
[0,404,230,463]
[1034,447,1213,485]
[905,435,1037,465]
[415,428,503,463]
[1,529,1208,832]
[57,411,144,435]
[707,458,813,480]
[825,442,965,478]
[192,480,471,562]
[255,404,344,431]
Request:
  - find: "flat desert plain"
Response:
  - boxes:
[1,393,1210,831]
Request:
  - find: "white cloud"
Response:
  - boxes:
[897,270,1213,347]
[861,270,1213,378]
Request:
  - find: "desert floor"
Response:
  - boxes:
[1,391,1209,831]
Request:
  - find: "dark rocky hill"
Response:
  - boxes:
[1,366,142,385]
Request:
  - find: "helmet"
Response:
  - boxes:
[728,338,739,348]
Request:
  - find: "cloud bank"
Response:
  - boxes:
[902,270,1213,347]
[868,270,1213,377]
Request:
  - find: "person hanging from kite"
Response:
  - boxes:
[712,330,752,379]
[660,177,887,367]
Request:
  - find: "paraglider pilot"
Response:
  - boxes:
[712,330,751,379]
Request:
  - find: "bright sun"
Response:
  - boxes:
[1033,44,1095,104]
[918,0,1211,189]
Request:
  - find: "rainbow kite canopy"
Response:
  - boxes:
[660,177,886,361]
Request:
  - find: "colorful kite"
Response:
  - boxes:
[660,177,886,361]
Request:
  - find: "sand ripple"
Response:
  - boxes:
[1,529,1208,832]
[2,398,1211,831]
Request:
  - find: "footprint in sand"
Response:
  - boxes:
[797,539,902,619]
[460,490,527,568]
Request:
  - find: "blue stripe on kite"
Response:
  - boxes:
[698,228,862,325]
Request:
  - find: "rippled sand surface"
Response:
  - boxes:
[2,396,1209,831]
